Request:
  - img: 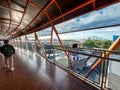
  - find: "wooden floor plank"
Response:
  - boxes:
[0,50,98,90]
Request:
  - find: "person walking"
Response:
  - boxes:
[0,40,15,71]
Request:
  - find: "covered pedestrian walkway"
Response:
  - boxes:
[0,49,98,90]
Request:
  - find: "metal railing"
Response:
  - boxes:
[14,43,120,90]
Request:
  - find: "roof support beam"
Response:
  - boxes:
[4,0,12,35]
[10,0,55,35]
[34,32,46,57]
[28,0,120,35]
[92,0,96,9]
[28,0,95,34]
[8,0,120,39]
[52,26,68,58]
[9,0,56,38]
[54,1,64,21]
[12,0,94,38]
[7,0,31,35]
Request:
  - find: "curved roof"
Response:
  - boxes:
[0,0,120,39]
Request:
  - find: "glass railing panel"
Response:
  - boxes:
[54,46,68,68]
[44,45,55,63]
[70,48,102,84]
[28,42,33,52]
[36,45,41,55]
[16,43,120,89]
[107,54,120,90]
[21,43,26,50]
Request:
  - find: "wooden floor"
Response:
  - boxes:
[0,49,98,90]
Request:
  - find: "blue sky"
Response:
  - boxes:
[36,2,120,40]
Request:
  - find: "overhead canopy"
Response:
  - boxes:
[0,0,120,39]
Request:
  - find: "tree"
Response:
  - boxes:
[83,39,96,48]
[83,39,112,49]
[102,40,112,49]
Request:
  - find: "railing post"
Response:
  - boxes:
[101,51,106,90]
[13,38,17,47]
[104,53,109,89]
[53,46,56,64]
[68,47,72,70]
[19,37,21,50]
[25,35,28,53]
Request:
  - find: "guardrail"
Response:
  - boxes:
[14,44,120,90]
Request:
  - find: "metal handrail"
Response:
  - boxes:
[54,46,120,62]
[15,44,120,90]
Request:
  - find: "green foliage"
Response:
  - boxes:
[102,40,112,48]
[83,39,112,49]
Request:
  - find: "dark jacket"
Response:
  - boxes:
[0,44,15,57]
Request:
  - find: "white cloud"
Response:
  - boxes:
[54,2,120,34]
[37,2,120,40]
[78,13,100,25]
[78,3,120,25]
[57,26,120,40]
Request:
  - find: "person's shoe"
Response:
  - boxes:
[3,65,9,69]
[10,67,15,71]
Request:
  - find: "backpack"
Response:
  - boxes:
[1,45,14,57]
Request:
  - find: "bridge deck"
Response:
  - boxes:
[0,50,98,90]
